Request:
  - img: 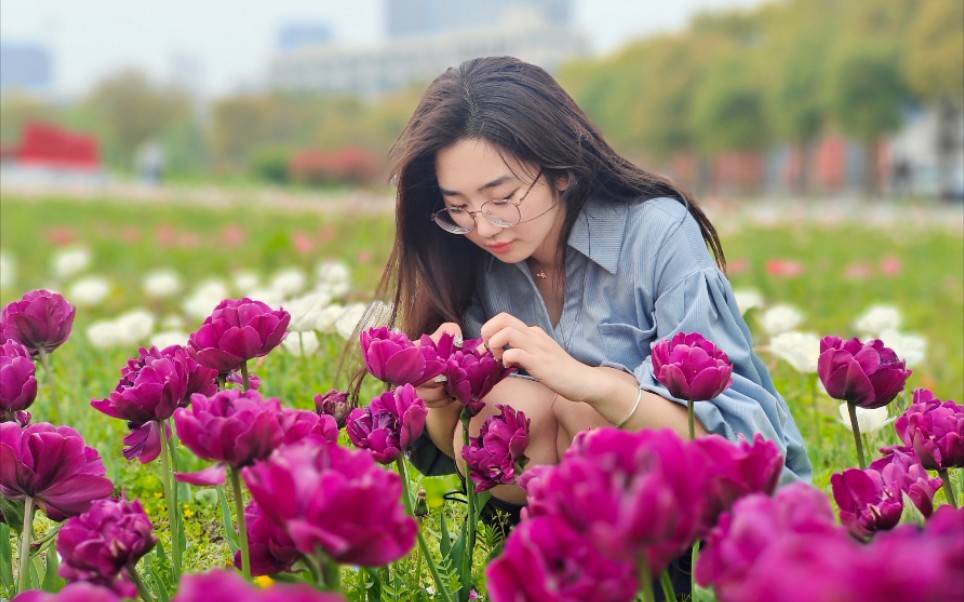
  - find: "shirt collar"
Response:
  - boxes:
[567,201,627,274]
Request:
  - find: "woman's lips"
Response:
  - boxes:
[487,241,514,254]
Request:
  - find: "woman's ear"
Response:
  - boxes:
[555,173,570,192]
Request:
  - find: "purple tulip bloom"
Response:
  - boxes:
[0,422,114,521]
[1,339,38,419]
[523,427,707,574]
[226,369,262,390]
[359,327,446,386]
[486,516,638,602]
[173,569,348,602]
[444,345,515,416]
[461,404,530,492]
[895,388,964,470]
[346,384,427,464]
[315,389,351,429]
[188,298,290,374]
[1,289,76,356]
[818,336,912,408]
[234,501,300,576]
[242,439,417,567]
[174,390,285,486]
[651,332,734,401]
[692,433,783,534]
[831,467,903,538]
[57,496,157,598]
[695,482,843,595]
[278,408,339,446]
[871,445,943,517]
[13,583,121,602]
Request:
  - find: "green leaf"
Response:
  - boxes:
[0,497,25,537]
[41,546,62,591]
[217,486,241,553]
[0,523,14,590]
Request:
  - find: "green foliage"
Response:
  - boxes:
[905,0,964,104]
[690,55,769,153]
[825,42,907,143]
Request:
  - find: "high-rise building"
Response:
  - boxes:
[0,41,53,95]
[386,0,572,38]
[276,23,335,51]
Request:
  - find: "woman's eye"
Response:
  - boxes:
[448,206,467,214]
[491,197,512,206]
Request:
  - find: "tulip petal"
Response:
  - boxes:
[175,464,227,486]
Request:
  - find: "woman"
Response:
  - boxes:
[367,55,811,512]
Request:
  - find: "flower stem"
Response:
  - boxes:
[229,466,251,580]
[637,555,655,602]
[240,360,250,392]
[17,496,34,593]
[659,567,677,602]
[846,403,867,469]
[461,411,477,596]
[687,399,695,440]
[158,421,181,579]
[938,468,959,509]
[36,349,62,423]
[129,565,155,602]
[396,457,453,602]
[691,540,701,599]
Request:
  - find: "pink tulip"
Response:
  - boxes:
[1,289,76,356]
[462,404,530,492]
[818,336,911,409]
[651,332,733,401]
[173,569,347,602]
[1,339,38,419]
[895,389,964,470]
[359,327,445,386]
[188,298,290,374]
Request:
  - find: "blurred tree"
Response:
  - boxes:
[0,94,64,144]
[825,41,908,198]
[905,0,964,199]
[83,69,193,167]
[690,55,769,153]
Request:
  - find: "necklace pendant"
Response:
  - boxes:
[535,270,548,279]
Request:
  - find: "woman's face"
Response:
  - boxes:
[434,138,567,265]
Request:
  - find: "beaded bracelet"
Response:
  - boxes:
[616,388,644,429]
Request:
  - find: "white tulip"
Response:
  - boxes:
[183,279,230,321]
[67,276,111,306]
[52,246,91,280]
[837,403,895,434]
[116,308,156,343]
[161,314,186,330]
[285,290,334,332]
[732,288,763,315]
[282,330,320,356]
[760,304,804,336]
[143,268,182,299]
[768,331,820,373]
[86,320,127,349]
[316,303,346,333]
[335,302,368,340]
[878,329,926,367]
[245,288,285,309]
[316,260,351,297]
[231,270,261,295]
[853,305,902,337]
[270,267,307,297]
[150,330,189,349]
[0,251,16,290]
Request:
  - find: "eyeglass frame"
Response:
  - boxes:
[430,169,545,235]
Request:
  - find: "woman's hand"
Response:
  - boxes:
[414,322,462,409]
[480,312,598,402]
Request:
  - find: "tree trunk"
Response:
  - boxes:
[862,138,879,201]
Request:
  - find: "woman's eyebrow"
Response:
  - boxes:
[439,174,517,196]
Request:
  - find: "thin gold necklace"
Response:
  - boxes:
[529,258,549,279]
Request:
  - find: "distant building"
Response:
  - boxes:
[386,0,572,38]
[266,7,587,98]
[276,23,335,51]
[0,41,53,95]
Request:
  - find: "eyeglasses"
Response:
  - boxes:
[431,170,543,234]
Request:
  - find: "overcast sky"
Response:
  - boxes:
[1,0,768,97]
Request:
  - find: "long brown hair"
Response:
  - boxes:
[381,55,724,340]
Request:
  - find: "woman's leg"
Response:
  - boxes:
[453,375,560,505]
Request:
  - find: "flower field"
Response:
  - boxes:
[1,190,962,601]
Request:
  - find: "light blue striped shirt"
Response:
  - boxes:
[462,196,812,484]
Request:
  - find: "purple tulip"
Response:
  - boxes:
[57,496,157,597]
[346,384,427,464]
[444,345,515,416]
[461,404,530,492]
[486,516,638,602]
[1,289,76,356]
[895,388,964,470]
[831,467,903,538]
[173,569,348,602]
[188,298,290,374]
[315,389,351,429]
[359,327,446,385]
[818,336,911,408]
[1,339,38,419]
[173,390,285,486]
[13,583,121,602]
[242,438,417,567]
[692,433,783,534]
[227,369,262,390]
[233,501,299,576]
[696,482,843,595]
[651,332,734,401]
[0,422,114,521]
[871,445,943,517]
[278,408,339,446]
[523,427,707,574]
